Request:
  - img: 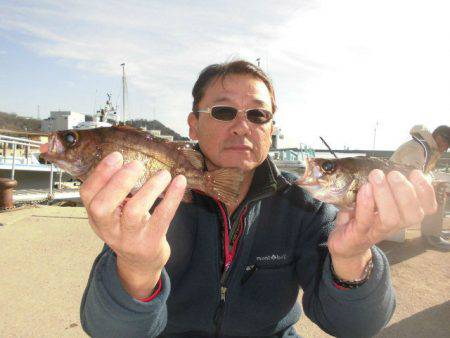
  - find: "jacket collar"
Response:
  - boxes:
[246,156,285,201]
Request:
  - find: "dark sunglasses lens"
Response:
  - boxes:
[211,106,237,121]
[247,109,272,124]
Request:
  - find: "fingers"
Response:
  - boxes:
[354,183,376,234]
[80,152,124,206]
[409,170,438,215]
[387,171,424,227]
[89,160,144,223]
[121,170,173,231]
[368,170,403,233]
[147,175,187,238]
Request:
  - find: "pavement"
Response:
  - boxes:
[1,205,449,338]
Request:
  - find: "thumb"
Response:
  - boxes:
[147,175,187,239]
[354,183,376,234]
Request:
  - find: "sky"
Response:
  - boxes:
[0,0,449,150]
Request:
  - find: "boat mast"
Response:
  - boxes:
[121,63,126,124]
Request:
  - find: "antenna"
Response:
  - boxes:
[92,89,98,115]
[373,120,379,150]
[319,136,338,158]
[121,63,126,124]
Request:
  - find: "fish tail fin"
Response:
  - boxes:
[203,168,243,204]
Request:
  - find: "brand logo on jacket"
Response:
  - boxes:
[256,254,288,262]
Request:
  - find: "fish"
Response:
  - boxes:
[296,156,427,209]
[40,126,243,205]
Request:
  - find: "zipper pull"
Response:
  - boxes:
[220,286,227,302]
[241,264,258,285]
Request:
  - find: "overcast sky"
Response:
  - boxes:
[0,0,449,150]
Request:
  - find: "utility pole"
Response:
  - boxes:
[37,105,40,119]
[121,63,126,124]
[373,121,379,150]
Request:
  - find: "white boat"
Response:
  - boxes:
[74,93,119,130]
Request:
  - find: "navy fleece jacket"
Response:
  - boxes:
[80,158,395,337]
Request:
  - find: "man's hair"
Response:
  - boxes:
[192,60,276,117]
[432,125,450,145]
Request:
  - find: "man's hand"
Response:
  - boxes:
[79,151,187,299]
[328,169,437,281]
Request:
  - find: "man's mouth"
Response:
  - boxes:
[224,140,253,151]
[225,145,252,151]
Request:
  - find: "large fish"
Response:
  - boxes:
[296,156,441,209]
[40,126,243,204]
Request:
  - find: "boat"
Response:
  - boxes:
[74,93,119,130]
[0,64,132,206]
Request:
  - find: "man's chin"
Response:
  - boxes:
[218,159,260,172]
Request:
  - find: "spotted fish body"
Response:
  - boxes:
[41,126,243,204]
[296,156,421,209]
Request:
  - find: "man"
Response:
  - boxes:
[390,125,450,250]
[80,61,437,337]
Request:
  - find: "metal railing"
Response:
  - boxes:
[0,134,63,196]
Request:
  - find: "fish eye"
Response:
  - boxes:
[321,160,335,173]
[63,132,78,147]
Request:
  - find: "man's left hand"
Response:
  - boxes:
[328,169,437,280]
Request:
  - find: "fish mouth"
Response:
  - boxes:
[40,134,64,161]
[40,134,88,178]
[297,158,320,186]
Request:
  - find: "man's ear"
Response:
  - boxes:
[188,112,199,140]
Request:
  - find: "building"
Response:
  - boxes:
[270,125,283,150]
[41,111,86,132]
[148,129,173,141]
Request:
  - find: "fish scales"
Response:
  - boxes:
[296,156,425,209]
[40,126,243,204]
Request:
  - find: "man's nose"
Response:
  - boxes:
[230,112,251,135]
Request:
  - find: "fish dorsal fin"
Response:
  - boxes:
[179,147,204,170]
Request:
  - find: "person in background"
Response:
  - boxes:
[390,125,450,251]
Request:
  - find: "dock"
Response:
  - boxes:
[0,205,448,337]
[13,188,80,203]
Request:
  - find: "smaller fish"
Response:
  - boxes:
[296,156,426,209]
[40,126,243,205]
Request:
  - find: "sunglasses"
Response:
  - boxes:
[196,106,273,124]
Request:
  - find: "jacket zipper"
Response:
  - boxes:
[240,264,258,285]
[214,203,246,337]
[214,190,275,336]
[240,260,294,285]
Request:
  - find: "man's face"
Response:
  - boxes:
[188,74,274,172]
[435,135,449,153]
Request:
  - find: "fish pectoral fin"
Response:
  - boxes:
[204,168,244,205]
[345,179,360,204]
[180,148,204,170]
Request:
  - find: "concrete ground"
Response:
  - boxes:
[1,205,449,338]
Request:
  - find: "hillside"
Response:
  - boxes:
[0,111,41,131]
[127,118,189,141]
